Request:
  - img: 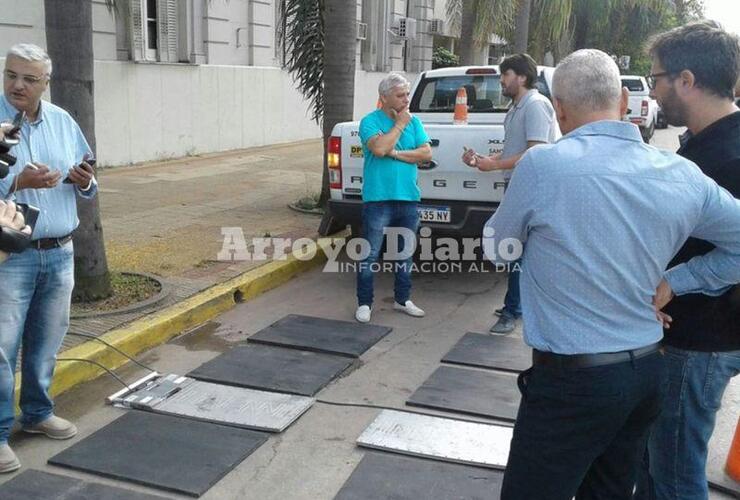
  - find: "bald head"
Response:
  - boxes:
[551,49,628,133]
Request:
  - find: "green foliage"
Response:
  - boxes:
[278,0,325,123]
[446,0,517,46]
[527,0,705,65]
[432,47,460,69]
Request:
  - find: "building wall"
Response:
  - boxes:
[0,1,422,166]
[92,62,416,166]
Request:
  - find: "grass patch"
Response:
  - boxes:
[72,272,161,314]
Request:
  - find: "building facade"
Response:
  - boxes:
[0,0,499,165]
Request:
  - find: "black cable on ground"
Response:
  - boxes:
[314,398,513,427]
[56,358,132,390]
[66,331,157,373]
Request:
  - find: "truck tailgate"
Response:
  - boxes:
[341,124,507,204]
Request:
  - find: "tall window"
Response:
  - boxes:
[129,0,179,63]
[145,0,158,59]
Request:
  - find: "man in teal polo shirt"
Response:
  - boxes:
[355,73,432,323]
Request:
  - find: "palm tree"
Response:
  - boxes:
[277,0,357,233]
[513,0,532,53]
[446,0,517,65]
[44,0,112,301]
[528,0,677,62]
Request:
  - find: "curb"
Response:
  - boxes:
[13,231,348,407]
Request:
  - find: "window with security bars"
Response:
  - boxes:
[129,0,180,62]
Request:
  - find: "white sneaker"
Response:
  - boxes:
[355,305,372,323]
[0,444,20,473]
[394,300,425,317]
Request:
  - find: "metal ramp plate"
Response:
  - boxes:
[406,365,520,421]
[155,381,314,432]
[356,409,513,469]
[0,469,167,500]
[248,314,392,358]
[49,411,269,498]
[108,373,314,432]
[334,452,504,500]
[442,332,531,373]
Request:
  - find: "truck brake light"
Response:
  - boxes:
[328,136,342,189]
[641,100,649,117]
[466,68,497,75]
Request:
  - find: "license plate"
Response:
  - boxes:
[417,205,451,223]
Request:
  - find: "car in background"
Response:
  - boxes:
[621,75,659,142]
[656,105,668,129]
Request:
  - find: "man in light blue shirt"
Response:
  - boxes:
[0,44,98,473]
[355,73,432,324]
[485,50,740,499]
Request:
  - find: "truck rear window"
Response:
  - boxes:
[411,73,552,113]
[621,78,645,92]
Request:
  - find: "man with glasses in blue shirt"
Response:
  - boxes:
[486,49,740,499]
[0,43,97,473]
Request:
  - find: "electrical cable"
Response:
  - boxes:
[56,358,132,390]
[314,398,513,427]
[66,331,157,373]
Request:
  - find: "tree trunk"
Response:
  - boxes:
[513,0,531,54]
[319,0,356,210]
[458,0,477,65]
[45,0,112,301]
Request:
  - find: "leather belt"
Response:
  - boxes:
[30,234,73,250]
[532,342,661,369]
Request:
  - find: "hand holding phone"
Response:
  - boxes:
[64,157,96,185]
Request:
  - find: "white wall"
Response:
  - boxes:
[0,0,46,52]
[93,62,415,166]
[94,61,320,166]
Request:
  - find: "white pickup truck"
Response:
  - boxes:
[324,65,554,237]
[621,75,659,143]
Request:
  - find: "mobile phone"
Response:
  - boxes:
[15,203,39,230]
[63,158,96,184]
[8,111,25,136]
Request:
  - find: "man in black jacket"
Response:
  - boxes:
[638,21,740,499]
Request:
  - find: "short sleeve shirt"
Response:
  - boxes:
[501,89,560,179]
[359,109,430,202]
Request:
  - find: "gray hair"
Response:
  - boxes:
[552,49,621,112]
[6,43,52,76]
[378,72,410,96]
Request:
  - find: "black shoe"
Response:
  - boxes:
[489,316,516,334]
[494,307,505,316]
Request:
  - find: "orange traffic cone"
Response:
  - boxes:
[453,87,468,125]
[726,417,740,481]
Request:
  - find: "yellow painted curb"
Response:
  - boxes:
[13,231,349,408]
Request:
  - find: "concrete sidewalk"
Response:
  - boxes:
[65,138,325,352]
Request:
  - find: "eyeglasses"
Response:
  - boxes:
[645,72,672,90]
[3,70,48,86]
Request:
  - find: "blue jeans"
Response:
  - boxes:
[636,346,740,500]
[502,259,522,319]
[356,201,418,307]
[0,243,74,444]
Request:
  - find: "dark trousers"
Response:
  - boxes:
[501,351,666,500]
